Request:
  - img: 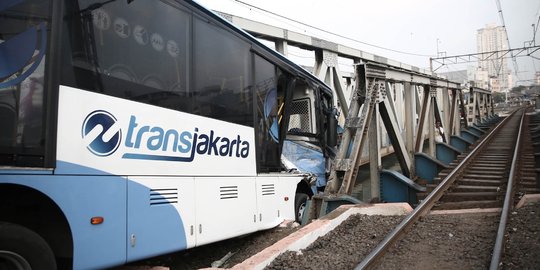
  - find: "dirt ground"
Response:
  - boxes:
[123,203,540,270]
[265,215,403,270]
[501,202,540,269]
[261,213,502,270]
[122,223,299,269]
[374,213,500,270]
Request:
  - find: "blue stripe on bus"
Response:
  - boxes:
[127,179,188,261]
[122,153,194,162]
[0,171,127,268]
[55,159,114,175]
[0,161,187,269]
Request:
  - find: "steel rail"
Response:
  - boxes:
[489,110,525,269]
[354,109,520,270]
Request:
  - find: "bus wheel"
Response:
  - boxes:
[294,193,309,223]
[0,222,56,270]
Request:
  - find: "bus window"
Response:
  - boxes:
[254,54,280,171]
[193,16,253,127]
[288,81,316,135]
[62,1,256,127]
[61,0,191,113]
[288,98,313,134]
[0,0,50,167]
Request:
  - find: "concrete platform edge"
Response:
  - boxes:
[229,203,412,270]
[516,193,540,209]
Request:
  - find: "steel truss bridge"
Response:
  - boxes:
[218,11,497,204]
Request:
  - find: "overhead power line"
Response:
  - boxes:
[495,0,520,78]
[232,0,435,58]
[430,46,540,72]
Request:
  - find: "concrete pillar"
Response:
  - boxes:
[428,98,436,157]
[275,40,288,57]
[365,103,380,202]
[442,87,450,140]
[404,82,415,175]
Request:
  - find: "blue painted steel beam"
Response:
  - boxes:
[450,135,472,152]
[318,195,364,217]
[435,143,462,166]
[467,125,485,137]
[461,129,480,143]
[415,152,449,183]
[380,170,425,205]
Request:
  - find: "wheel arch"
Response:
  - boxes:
[0,183,73,262]
[295,178,313,198]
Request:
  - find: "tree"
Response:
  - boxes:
[510,85,526,93]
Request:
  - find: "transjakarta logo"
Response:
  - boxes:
[82,110,122,156]
[82,112,250,162]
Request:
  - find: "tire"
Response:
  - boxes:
[294,193,309,223]
[0,222,56,270]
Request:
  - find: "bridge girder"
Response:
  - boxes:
[218,11,493,201]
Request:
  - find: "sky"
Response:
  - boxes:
[196,0,540,86]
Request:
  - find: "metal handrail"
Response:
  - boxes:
[489,111,525,269]
[355,110,520,270]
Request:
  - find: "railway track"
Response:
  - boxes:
[355,108,536,269]
[427,112,520,210]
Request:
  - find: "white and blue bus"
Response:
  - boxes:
[0,0,337,269]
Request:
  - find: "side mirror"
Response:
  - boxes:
[327,108,338,148]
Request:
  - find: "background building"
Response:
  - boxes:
[476,23,510,92]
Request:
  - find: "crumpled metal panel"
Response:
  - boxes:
[281,140,326,189]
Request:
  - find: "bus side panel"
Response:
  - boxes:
[255,176,282,230]
[277,176,302,221]
[254,175,301,230]
[0,172,127,269]
[194,177,257,246]
[127,176,195,262]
